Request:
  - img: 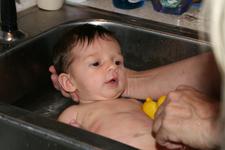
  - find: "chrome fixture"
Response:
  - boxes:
[0,0,26,43]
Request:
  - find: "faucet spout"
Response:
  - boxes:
[0,0,26,43]
[1,0,18,32]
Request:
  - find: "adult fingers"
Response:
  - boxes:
[70,92,79,101]
[155,127,184,149]
[51,74,60,90]
[49,65,56,74]
[153,95,170,134]
[152,103,165,136]
[61,90,71,98]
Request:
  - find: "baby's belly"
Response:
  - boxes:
[87,112,156,149]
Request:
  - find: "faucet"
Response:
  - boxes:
[0,0,26,43]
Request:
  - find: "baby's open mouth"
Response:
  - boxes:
[105,77,118,85]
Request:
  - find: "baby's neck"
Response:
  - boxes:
[79,97,120,104]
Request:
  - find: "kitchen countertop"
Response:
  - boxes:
[67,0,206,32]
[16,4,204,43]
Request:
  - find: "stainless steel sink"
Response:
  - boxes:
[0,5,211,150]
[1,19,210,114]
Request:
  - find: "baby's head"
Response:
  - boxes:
[53,24,127,103]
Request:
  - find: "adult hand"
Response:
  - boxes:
[152,85,220,150]
[49,65,78,100]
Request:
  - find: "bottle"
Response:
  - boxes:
[37,0,64,10]
[151,0,192,15]
[65,0,87,5]
[113,0,145,9]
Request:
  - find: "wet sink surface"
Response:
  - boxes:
[0,17,211,149]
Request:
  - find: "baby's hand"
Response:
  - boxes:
[69,119,81,128]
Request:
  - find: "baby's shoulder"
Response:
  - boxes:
[57,105,79,123]
[63,104,80,112]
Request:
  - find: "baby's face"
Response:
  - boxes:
[68,37,127,102]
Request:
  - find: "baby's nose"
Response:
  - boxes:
[107,62,118,73]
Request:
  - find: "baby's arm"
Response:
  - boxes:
[58,105,81,128]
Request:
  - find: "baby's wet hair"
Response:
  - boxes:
[53,24,120,74]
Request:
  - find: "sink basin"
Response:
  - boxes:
[0,18,211,150]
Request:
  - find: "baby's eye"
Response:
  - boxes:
[115,60,122,66]
[92,62,100,67]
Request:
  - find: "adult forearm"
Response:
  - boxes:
[125,51,221,99]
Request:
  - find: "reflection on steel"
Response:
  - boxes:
[0,30,26,43]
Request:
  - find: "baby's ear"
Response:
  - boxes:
[58,73,77,93]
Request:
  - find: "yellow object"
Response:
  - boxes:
[142,96,166,119]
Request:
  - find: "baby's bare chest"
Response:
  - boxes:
[78,99,153,134]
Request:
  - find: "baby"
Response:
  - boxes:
[53,24,160,150]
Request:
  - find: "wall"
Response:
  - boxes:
[16,0,37,12]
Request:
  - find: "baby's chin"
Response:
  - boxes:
[102,90,124,100]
